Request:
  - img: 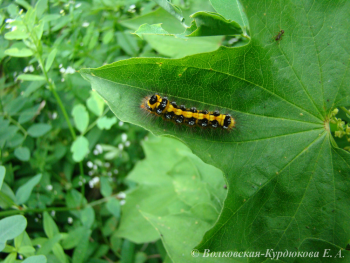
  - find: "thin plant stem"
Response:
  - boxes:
[24,20,85,176]
[340,107,350,116]
[0,193,121,218]
[0,206,80,218]
[6,115,28,138]
[82,108,109,136]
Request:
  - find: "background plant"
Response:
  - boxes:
[1,0,350,263]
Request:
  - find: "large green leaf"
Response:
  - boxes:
[116,136,225,245]
[134,11,242,38]
[120,1,223,58]
[80,0,350,258]
[210,0,249,33]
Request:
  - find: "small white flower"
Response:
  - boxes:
[46,185,53,191]
[66,66,75,74]
[96,144,103,154]
[34,218,39,222]
[87,161,93,168]
[82,22,90,27]
[114,169,119,174]
[78,181,82,186]
[118,143,124,150]
[51,211,56,217]
[93,164,97,170]
[60,68,66,73]
[93,149,99,155]
[18,254,23,260]
[68,217,73,224]
[5,19,14,23]
[118,121,124,126]
[61,78,65,82]
[107,172,112,176]
[52,112,58,119]
[121,133,127,142]
[24,65,34,73]
[120,200,126,205]
[59,64,63,68]
[60,9,65,14]
[11,26,17,31]
[104,162,110,168]
[125,141,130,147]
[117,192,126,199]
[88,171,94,176]
[128,4,136,13]
[75,3,82,8]
[89,176,100,188]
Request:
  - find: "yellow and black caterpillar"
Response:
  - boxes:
[144,94,235,130]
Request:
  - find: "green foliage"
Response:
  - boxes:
[80,0,350,260]
[1,0,349,262]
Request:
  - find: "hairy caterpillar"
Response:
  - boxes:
[142,94,235,130]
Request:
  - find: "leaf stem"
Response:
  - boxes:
[6,114,28,139]
[0,206,79,218]
[0,193,121,218]
[340,106,350,116]
[24,19,85,176]
[88,193,120,207]
[82,108,109,136]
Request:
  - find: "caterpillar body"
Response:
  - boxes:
[143,94,235,130]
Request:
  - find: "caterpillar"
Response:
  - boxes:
[142,94,235,130]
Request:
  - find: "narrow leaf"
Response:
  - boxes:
[5,48,33,57]
[15,174,42,204]
[0,166,5,190]
[36,234,60,256]
[72,230,91,263]
[43,212,59,239]
[44,48,57,72]
[17,74,46,81]
[15,0,32,10]
[22,255,47,263]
